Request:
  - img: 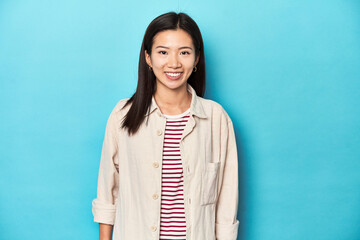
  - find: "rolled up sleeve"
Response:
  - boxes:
[216,118,240,240]
[92,109,120,225]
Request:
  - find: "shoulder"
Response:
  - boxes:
[108,97,132,120]
[114,97,131,111]
[197,96,233,123]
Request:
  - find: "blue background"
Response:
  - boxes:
[0,0,359,239]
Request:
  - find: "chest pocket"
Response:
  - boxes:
[200,162,220,205]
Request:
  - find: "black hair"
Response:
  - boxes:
[121,11,206,136]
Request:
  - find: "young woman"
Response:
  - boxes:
[92,12,239,240]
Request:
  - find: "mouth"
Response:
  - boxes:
[165,72,183,80]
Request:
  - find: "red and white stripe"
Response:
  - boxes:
[160,110,190,240]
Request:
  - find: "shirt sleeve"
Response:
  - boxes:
[92,109,120,225]
[215,118,240,240]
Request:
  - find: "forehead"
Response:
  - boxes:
[153,29,194,48]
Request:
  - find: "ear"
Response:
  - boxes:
[145,50,152,67]
[195,54,200,66]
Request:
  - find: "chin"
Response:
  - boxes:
[159,79,187,90]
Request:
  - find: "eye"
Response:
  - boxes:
[180,51,190,55]
[158,51,167,55]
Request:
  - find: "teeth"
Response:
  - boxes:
[166,72,181,77]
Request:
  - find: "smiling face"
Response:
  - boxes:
[145,29,200,92]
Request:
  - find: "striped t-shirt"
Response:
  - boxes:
[159,107,191,240]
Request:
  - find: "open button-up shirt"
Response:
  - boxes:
[92,84,240,240]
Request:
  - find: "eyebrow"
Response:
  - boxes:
[155,46,193,50]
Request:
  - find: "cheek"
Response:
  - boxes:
[184,59,196,70]
[152,57,166,68]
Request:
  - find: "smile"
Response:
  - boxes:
[165,72,183,80]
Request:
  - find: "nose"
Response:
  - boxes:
[167,53,181,68]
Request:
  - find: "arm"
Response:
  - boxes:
[92,109,120,237]
[215,118,240,240]
[99,223,113,240]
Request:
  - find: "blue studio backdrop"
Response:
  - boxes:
[0,0,359,239]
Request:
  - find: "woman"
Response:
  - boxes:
[92,12,239,240]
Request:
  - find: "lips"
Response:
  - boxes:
[165,72,183,80]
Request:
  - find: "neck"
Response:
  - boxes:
[154,82,192,115]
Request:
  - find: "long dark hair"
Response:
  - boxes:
[120,11,206,136]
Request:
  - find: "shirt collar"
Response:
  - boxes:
[145,83,207,119]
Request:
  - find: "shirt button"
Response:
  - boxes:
[151,225,157,232]
[152,193,159,200]
[152,162,159,168]
[157,129,162,136]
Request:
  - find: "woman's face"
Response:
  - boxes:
[145,29,199,92]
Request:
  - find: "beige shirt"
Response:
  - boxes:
[92,84,240,240]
